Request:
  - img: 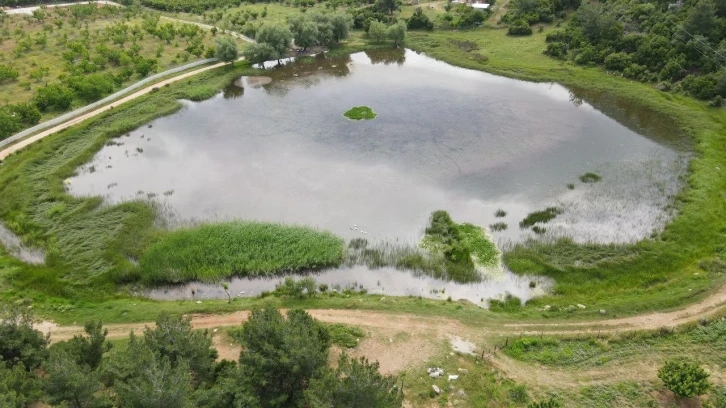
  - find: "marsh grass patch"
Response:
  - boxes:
[519,207,563,229]
[579,172,602,183]
[139,221,345,284]
[489,222,508,231]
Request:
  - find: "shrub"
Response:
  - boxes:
[709,96,723,107]
[508,19,532,35]
[658,360,710,398]
[573,45,596,65]
[0,64,19,82]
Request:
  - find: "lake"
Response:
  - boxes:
[67,49,688,305]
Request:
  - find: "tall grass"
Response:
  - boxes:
[519,207,563,229]
[139,222,345,283]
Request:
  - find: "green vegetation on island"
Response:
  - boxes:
[343,105,377,120]
[420,210,499,282]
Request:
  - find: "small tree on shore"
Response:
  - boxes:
[387,21,407,47]
[368,20,388,43]
[214,37,238,63]
[255,24,293,61]
[243,43,279,68]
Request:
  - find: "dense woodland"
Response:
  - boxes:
[0,306,403,408]
[532,0,726,104]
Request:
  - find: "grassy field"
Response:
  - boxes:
[140,221,345,283]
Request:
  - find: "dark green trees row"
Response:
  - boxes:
[543,0,726,104]
[0,306,403,408]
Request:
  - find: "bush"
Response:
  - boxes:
[33,83,74,111]
[0,64,19,82]
[658,360,710,398]
[603,52,631,71]
[368,20,388,43]
[407,7,433,30]
[710,95,723,107]
[573,45,596,65]
[682,74,717,100]
[544,42,567,59]
[508,19,532,35]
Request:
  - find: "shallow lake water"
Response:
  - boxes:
[67,49,689,304]
[0,223,45,265]
[146,265,551,307]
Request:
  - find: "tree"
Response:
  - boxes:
[143,313,217,384]
[294,20,319,52]
[658,359,710,398]
[44,348,104,408]
[0,108,21,141]
[64,321,111,370]
[0,361,42,408]
[215,37,238,63]
[368,20,389,43]
[387,21,407,47]
[330,13,352,42]
[256,24,293,59]
[407,8,433,30]
[0,306,49,370]
[683,0,717,39]
[243,43,279,67]
[67,73,115,102]
[306,354,403,408]
[237,308,330,408]
[115,354,192,408]
[9,103,40,126]
[133,56,158,77]
[376,0,399,15]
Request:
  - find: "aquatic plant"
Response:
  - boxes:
[343,106,377,120]
[519,207,563,229]
[566,183,575,190]
[532,226,546,235]
[140,221,345,283]
[579,172,601,183]
[495,209,507,217]
[490,222,508,231]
